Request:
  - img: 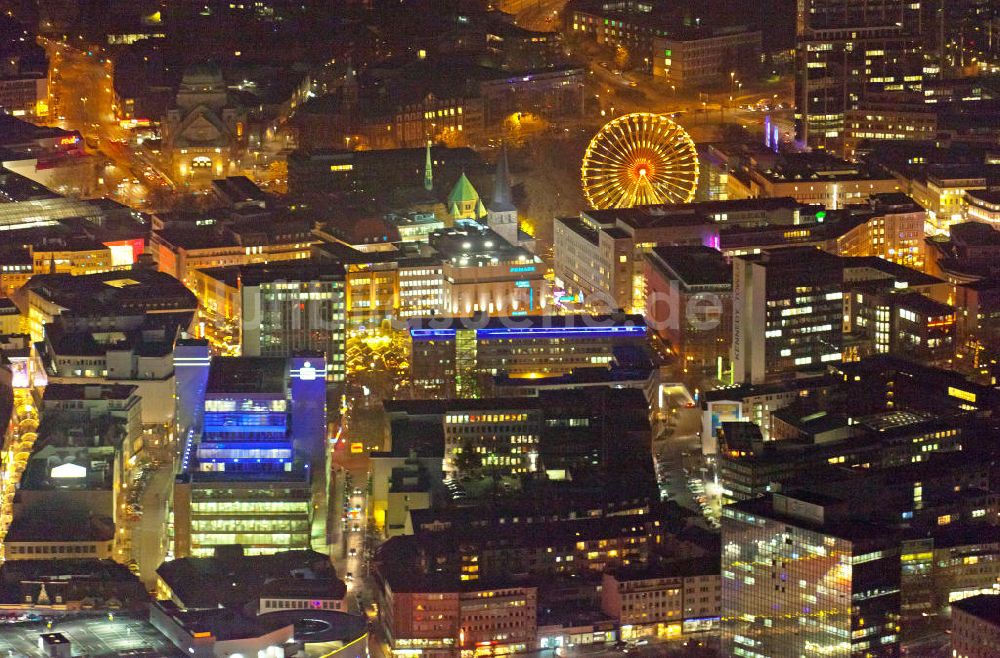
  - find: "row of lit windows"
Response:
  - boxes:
[445,414,529,423]
[192,519,308,532]
[191,501,309,514]
[191,532,309,545]
[7,543,106,555]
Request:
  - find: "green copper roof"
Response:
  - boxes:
[447,172,480,207]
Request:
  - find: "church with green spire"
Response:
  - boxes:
[385,142,533,251]
[447,172,488,221]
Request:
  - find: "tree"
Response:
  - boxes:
[615,45,630,70]
[454,438,482,476]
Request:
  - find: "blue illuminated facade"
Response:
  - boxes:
[172,354,327,557]
[174,339,211,438]
[410,323,648,341]
[198,393,293,471]
[408,315,651,398]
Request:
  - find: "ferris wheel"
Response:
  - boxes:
[581,112,700,209]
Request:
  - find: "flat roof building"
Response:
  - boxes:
[732,247,845,384]
[554,198,806,313]
[644,245,731,374]
[722,491,901,657]
[195,261,348,381]
[952,594,1000,658]
[407,313,651,398]
[172,355,327,558]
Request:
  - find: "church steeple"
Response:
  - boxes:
[492,144,513,209]
[423,140,433,192]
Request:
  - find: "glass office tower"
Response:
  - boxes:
[172,355,326,557]
[721,493,901,657]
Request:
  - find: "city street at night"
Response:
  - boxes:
[0,0,995,657]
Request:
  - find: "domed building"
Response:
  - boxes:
[161,63,246,182]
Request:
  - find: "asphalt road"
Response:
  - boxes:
[130,463,175,588]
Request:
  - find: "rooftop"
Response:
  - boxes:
[738,246,844,271]
[842,256,943,287]
[494,363,655,389]
[0,558,139,583]
[0,114,78,146]
[728,495,891,543]
[199,260,346,289]
[407,313,647,335]
[429,223,538,267]
[43,383,139,402]
[607,556,719,582]
[556,216,599,246]
[155,603,292,641]
[647,245,731,287]
[582,197,804,231]
[5,514,115,543]
[967,189,1000,208]
[702,374,837,404]
[755,152,891,183]
[892,291,955,317]
[952,594,1000,626]
[206,357,288,395]
[950,221,1000,247]
[211,176,269,206]
[156,548,344,609]
[23,269,196,317]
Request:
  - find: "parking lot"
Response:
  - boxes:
[0,613,181,657]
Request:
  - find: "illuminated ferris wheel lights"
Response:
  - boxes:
[581,112,699,209]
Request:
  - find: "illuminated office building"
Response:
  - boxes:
[965,190,1000,226]
[651,28,762,90]
[172,355,326,557]
[732,248,845,384]
[237,261,347,382]
[312,223,544,325]
[845,290,955,364]
[407,314,650,398]
[554,198,805,313]
[721,491,901,657]
[191,260,347,378]
[795,0,925,151]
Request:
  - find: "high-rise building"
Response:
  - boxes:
[554,198,805,314]
[795,0,925,151]
[731,248,845,384]
[172,355,326,558]
[237,261,347,382]
[644,246,732,375]
[721,491,901,657]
